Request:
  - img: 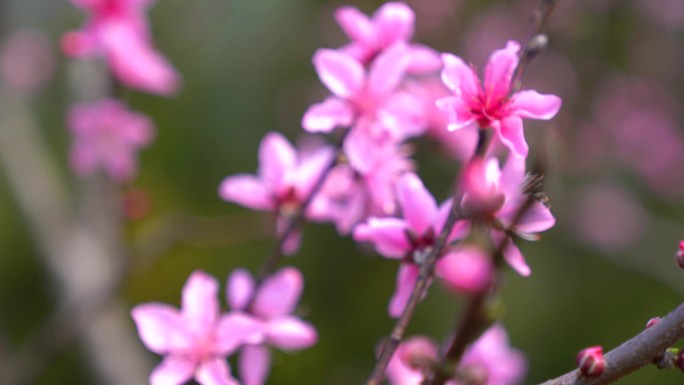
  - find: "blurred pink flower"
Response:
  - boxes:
[63,0,180,95]
[387,325,526,385]
[131,271,260,385]
[68,99,154,183]
[1,29,55,93]
[227,268,318,385]
[437,41,561,158]
[334,2,441,74]
[219,132,334,254]
[354,173,474,317]
[459,156,555,276]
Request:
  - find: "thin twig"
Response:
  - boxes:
[537,301,684,385]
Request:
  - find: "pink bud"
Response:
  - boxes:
[577,346,605,377]
[676,241,684,269]
[646,317,661,329]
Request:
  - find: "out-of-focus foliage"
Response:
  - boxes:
[1,0,684,384]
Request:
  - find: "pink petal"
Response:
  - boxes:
[218,175,273,211]
[396,173,438,236]
[149,356,196,385]
[294,146,335,199]
[335,6,376,47]
[215,313,264,353]
[406,44,442,74]
[496,117,528,158]
[492,230,531,276]
[131,304,192,354]
[499,154,526,197]
[515,201,556,234]
[313,49,364,98]
[104,151,136,183]
[511,90,562,120]
[181,271,220,335]
[387,337,438,385]
[380,92,426,139]
[100,21,179,95]
[265,317,318,350]
[440,53,480,98]
[389,264,419,318]
[374,2,415,47]
[483,41,519,102]
[239,345,271,385]
[353,217,411,259]
[302,97,354,133]
[258,132,297,190]
[254,267,304,317]
[227,269,255,311]
[195,358,239,385]
[436,200,471,243]
[435,96,475,131]
[368,42,410,98]
[436,249,492,294]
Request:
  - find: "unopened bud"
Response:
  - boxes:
[676,350,684,372]
[646,317,661,329]
[525,34,549,59]
[577,346,605,377]
[676,241,684,269]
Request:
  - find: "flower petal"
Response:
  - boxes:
[374,2,414,47]
[215,312,264,353]
[258,132,297,190]
[353,217,411,259]
[227,269,255,311]
[218,174,274,211]
[239,345,271,385]
[435,96,475,131]
[149,356,196,385]
[511,90,562,120]
[294,145,335,200]
[436,248,492,294]
[131,304,192,354]
[313,49,364,98]
[254,267,304,317]
[515,201,556,234]
[196,358,239,385]
[483,41,519,102]
[492,230,531,276]
[380,92,426,139]
[368,42,410,97]
[334,6,376,47]
[440,53,480,98]
[396,173,438,236]
[302,97,354,133]
[388,264,419,318]
[181,271,220,335]
[265,317,318,350]
[407,44,442,74]
[436,200,471,242]
[496,117,529,158]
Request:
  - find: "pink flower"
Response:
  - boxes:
[68,99,154,183]
[302,44,423,141]
[353,173,475,317]
[63,0,180,95]
[437,41,561,158]
[387,325,526,385]
[218,132,334,254]
[131,271,260,385]
[459,156,555,276]
[334,2,441,73]
[227,268,318,385]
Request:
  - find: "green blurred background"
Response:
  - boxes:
[1,0,684,384]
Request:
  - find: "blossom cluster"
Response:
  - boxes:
[128,2,562,384]
[64,0,181,183]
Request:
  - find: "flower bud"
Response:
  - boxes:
[676,350,684,372]
[577,346,605,377]
[676,241,684,269]
[646,317,661,329]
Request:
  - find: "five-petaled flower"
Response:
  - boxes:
[437,41,562,158]
[131,271,260,385]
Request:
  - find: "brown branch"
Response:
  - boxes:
[537,301,684,385]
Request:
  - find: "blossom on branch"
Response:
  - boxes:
[68,99,154,182]
[63,0,180,95]
[131,271,260,385]
[334,2,441,73]
[219,132,334,254]
[227,268,318,385]
[437,41,561,158]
